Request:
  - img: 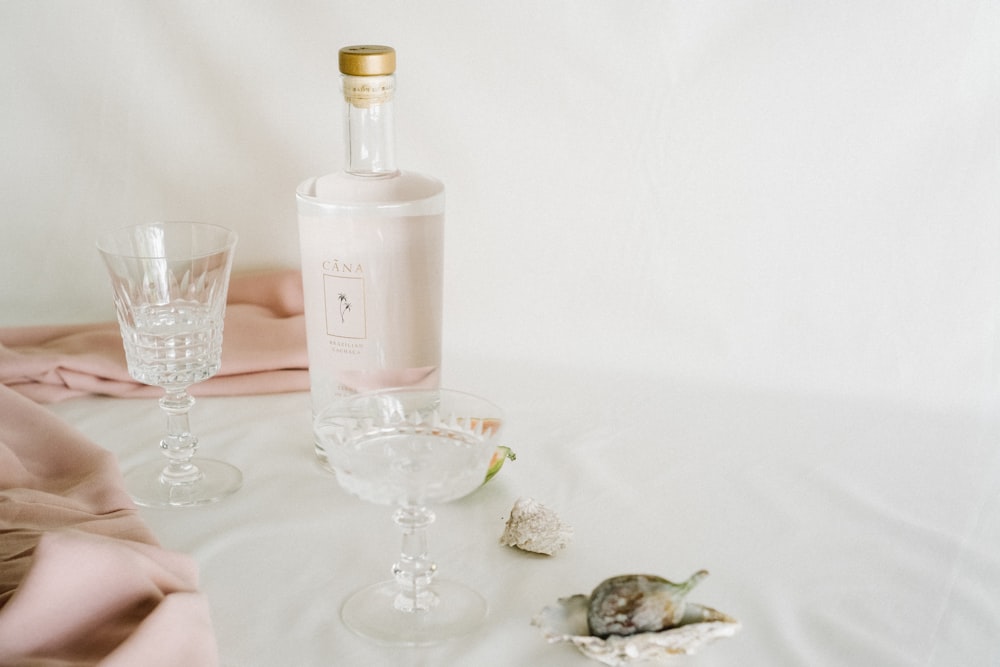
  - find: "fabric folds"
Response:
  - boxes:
[0,270,308,403]
[0,384,218,666]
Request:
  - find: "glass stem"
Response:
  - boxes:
[391,505,438,612]
[158,388,203,485]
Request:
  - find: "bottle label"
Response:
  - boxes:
[297,209,443,405]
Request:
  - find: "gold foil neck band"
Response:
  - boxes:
[342,74,394,107]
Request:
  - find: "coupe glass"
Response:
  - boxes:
[97,221,241,508]
[314,388,504,645]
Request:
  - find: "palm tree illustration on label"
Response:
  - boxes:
[338,292,351,323]
[324,274,367,339]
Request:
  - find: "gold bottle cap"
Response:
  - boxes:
[339,45,396,76]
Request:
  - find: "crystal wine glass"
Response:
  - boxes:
[97,221,241,508]
[314,387,504,645]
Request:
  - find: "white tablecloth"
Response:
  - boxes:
[49,353,1000,666]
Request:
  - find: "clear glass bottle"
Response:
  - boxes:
[297,45,444,465]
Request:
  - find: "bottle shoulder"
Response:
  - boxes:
[300,170,444,205]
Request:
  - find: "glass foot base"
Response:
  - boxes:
[342,579,488,646]
[124,458,243,508]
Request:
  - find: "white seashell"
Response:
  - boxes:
[500,496,573,555]
[532,593,740,666]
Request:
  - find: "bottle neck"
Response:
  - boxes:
[342,73,398,177]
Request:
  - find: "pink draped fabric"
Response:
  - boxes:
[0,384,218,666]
[0,270,308,664]
[0,270,309,403]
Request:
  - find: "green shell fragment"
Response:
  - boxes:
[483,445,516,484]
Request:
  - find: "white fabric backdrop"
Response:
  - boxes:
[2,1,997,410]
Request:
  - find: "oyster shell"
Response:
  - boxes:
[532,573,739,666]
[500,496,573,555]
[588,571,707,638]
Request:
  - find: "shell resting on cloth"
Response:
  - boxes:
[532,592,740,666]
[500,496,573,555]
